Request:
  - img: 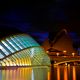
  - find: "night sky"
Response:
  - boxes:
[0,1,80,44]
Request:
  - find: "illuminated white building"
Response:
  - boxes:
[0,34,50,66]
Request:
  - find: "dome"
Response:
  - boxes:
[0,34,50,66]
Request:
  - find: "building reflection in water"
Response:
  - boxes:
[72,66,76,80]
[56,65,77,80]
[0,67,50,80]
[57,66,60,80]
[64,66,68,80]
[0,66,77,80]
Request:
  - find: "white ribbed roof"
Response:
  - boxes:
[0,34,50,66]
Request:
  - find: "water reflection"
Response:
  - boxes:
[54,65,77,80]
[64,66,68,80]
[57,66,60,80]
[0,66,79,80]
[0,67,49,80]
[72,66,76,80]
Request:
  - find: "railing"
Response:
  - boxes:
[49,56,80,65]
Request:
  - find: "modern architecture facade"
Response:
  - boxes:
[0,34,50,67]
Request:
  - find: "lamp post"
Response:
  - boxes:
[56,52,59,56]
[63,50,67,56]
[72,52,75,56]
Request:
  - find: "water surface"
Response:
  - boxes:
[0,67,49,80]
[51,65,80,80]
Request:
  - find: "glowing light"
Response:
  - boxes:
[46,51,49,53]
[63,50,67,53]
[72,53,75,56]
[1,61,6,66]
[54,61,56,63]
[65,63,67,66]
[3,59,9,66]
[56,53,59,56]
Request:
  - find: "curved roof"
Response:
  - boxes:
[42,29,77,55]
[0,34,50,66]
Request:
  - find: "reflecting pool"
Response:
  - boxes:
[51,65,80,80]
[1,66,80,80]
[0,66,50,80]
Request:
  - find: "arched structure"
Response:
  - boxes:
[50,56,80,65]
[0,34,50,66]
[54,60,80,65]
[42,29,77,56]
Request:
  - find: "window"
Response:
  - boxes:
[0,53,4,59]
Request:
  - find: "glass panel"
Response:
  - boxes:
[0,53,4,59]
[3,59,9,66]
[20,35,39,47]
[10,37,22,50]
[14,35,26,48]
[21,36,30,47]
[6,38,20,51]
[30,48,35,57]
[0,44,9,56]
[15,53,21,59]
[0,42,11,54]
[20,36,31,47]
[10,37,23,49]
[0,50,6,56]
[0,34,50,67]
[1,40,15,53]
[11,55,20,66]
[17,35,27,48]
[23,35,39,46]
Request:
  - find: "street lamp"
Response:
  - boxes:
[56,53,59,56]
[46,50,49,53]
[72,52,75,56]
[63,50,67,53]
